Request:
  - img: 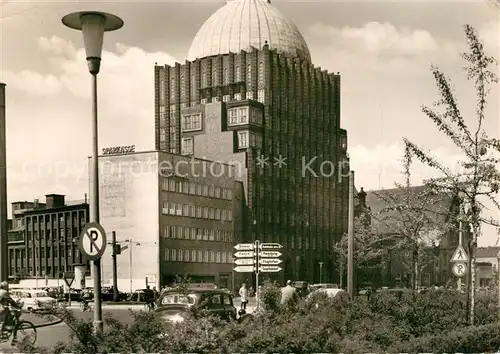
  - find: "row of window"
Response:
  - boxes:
[161,203,233,221]
[227,106,263,126]
[181,130,262,154]
[161,178,233,200]
[25,216,87,228]
[163,225,233,242]
[164,248,233,264]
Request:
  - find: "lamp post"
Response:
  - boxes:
[319,262,324,284]
[62,11,123,334]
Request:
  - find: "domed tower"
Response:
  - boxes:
[154,0,350,285]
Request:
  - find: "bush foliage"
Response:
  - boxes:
[22,281,500,353]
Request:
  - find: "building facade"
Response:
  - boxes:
[94,151,244,291]
[154,0,350,284]
[7,195,90,283]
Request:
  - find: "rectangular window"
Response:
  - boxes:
[181,137,194,155]
[177,226,183,239]
[169,226,175,238]
[202,185,208,196]
[196,184,202,195]
[203,229,209,241]
[222,252,227,263]
[209,207,215,219]
[176,204,182,216]
[191,228,196,240]
[257,90,265,103]
[178,249,183,262]
[171,249,177,262]
[203,250,208,262]
[228,210,233,221]
[228,107,249,126]
[164,249,169,261]
[215,186,221,198]
[209,229,215,241]
[197,250,202,262]
[189,182,196,195]
[196,206,202,218]
[227,189,232,200]
[203,207,209,219]
[208,185,214,197]
[184,227,190,239]
[191,250,196,262]
[238,131,249,149]
[196,228,203,240]
[169,179,176,191]
[216,252,221,263]
[223,95,230,102]
[209,251,214,263]
[183,204,189,216]
[222,210,227,221]
[190,205,196,217]
[215,208,221,220]
[181,113,202,132]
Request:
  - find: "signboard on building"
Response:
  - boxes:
[102,145,136,155]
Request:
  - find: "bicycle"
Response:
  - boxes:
[80,300,92,312]
[144,301,155,312]
[1,306,37,346]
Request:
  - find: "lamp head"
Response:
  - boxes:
[62,11,123,75]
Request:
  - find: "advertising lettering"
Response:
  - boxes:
[102,145,136,155]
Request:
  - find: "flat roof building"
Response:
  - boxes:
[7,195,90,283]
[93,150,244,291]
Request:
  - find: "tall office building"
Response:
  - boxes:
[0,83,8,282]
[154,0,350,283]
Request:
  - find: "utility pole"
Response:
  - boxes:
[347,171,355,298]
[129,239,133,293]
[0,83,7,282]
[111,231,119,302]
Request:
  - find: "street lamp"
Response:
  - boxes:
[319,262,324,284]
[62,11,123,334]
[433,239,441,286]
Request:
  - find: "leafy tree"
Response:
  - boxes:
[370,148,450,294]
[334,213,387,286]
[404,25,500,325]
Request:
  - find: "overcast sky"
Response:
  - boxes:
[1,0,499,245]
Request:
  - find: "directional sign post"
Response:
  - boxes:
[233,240,283,310]
[79,222,107,261]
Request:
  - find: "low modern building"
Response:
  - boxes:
[93,150,244,291]
[7,195,90,285]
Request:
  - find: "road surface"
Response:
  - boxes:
[0,298,255,352]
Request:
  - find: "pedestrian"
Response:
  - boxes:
[280,280,298,305]
[239,283,248,310]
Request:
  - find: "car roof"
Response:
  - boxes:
[163,287,229,294]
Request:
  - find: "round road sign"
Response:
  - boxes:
[452,262,467,277]
[79,222,107,260]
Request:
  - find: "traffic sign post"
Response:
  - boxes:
[63,271,75,306]
[452,262,467,277]
[450,245,469,263]
[233,240,283,310]
[79,222,107,260]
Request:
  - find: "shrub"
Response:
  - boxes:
[21,287,500,353]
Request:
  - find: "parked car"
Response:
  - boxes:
[291,281,310,298]
[11,289,57,312]
[155,288,237,324]
[309,283,338,292]
[127,289,148,302]
[101,287,127,302]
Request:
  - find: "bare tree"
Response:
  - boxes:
[371,147,450,296]
[404,25,499,325]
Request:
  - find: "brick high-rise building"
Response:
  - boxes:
[154,0,350,283]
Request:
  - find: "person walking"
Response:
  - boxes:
[239,283,248,310]
[280,280,298,305]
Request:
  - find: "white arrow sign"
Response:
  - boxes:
[233,265,256,273]
[234,258,255,265]
[234,243,255,251]
[259,251,282,258]
[234,251,255,258]
[259,265,282,272]
[259,243,283,249]
[259,258,281,265]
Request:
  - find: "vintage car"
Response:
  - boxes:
[11,289,57,312]
[155,287,237,324]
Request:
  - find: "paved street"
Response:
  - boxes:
[0,298,256,352]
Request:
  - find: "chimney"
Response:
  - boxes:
[0,83,8,281]
[357,187,367,207]
[45,194,65,209]
[33,199,39,209]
